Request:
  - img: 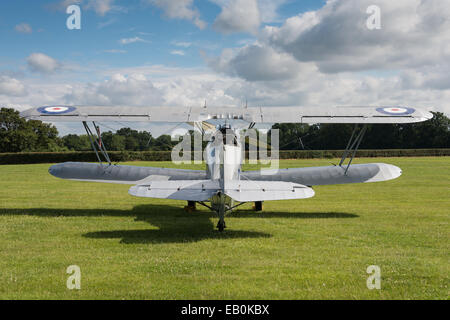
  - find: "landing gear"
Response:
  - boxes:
[253,201,263,212]
[205,193,246,231]
[216,193,226,232]
[216,220,226,232]
[184,201,197,213]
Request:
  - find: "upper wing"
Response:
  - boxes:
[256,106,433,124]
[20,105,432,124]
[21,106,191,122]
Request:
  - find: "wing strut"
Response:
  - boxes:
[339,125,368,174]
[83,121,112,166]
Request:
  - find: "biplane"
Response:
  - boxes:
[21,105,432,231]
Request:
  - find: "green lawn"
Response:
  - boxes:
[0,157,448,299]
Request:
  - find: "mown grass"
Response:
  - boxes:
[0,157,448,299]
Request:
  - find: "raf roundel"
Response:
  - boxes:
[37,106,76,115]
[376,107,415,116]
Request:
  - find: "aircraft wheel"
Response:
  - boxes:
[217,220,226,232]
[253,201,263,212]
[184,201,196,213]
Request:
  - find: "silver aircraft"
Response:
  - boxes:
[21,105,432,231]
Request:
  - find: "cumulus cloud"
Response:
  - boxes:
[262,0,450,73]
[0,76,27,97]
[201,0,450,116]
[257,0,287,23]
[2,65,449,119]
[213,0,260,34]
[209,44,307,81]
[15,23,32,34]
[147,0,207,29]
[64,73,165,106]
[4,2,450,124]
[27,53,61,74]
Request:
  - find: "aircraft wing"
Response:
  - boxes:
[20,105,432,124]
[129,180,219,201]
[49,162,207,184]
[241,163,402,186]
[224,181,314,202]
[129,180,315,202]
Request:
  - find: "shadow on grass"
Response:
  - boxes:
[229,211,359,219]
[0,205,358,244]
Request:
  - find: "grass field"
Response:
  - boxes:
[0,157,448,299]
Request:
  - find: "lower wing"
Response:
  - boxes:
[241,163,402,186]
[48,162,207,184]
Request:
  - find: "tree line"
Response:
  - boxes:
[272,112,449,150]
[0,107,449,153]
[0,108,177,153]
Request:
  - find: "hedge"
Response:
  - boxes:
[0,149,449,165]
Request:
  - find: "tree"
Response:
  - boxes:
[0,108,66,152]
[62,134,91,151]
[153,135,175,151]
[110,135,126,151]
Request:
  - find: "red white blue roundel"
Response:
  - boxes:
[37,106,76,114]
[376,107,415,116]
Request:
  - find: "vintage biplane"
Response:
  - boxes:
[21,105,432,231]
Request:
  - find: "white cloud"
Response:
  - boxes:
[5,1,449,119]
[262,0,450,73]
[85,0,115,16]
[170,50,185,56]
[213,0,260,34]
[172,41,192,48]
[0,76,27,97]
[200,0,450,116]
[119,37,148,45]
[64,73,165,106]
[15,23,32,34]
[147,0,207,29]
[209,44,307,81]
[27,53,61,74]
[2,64,449,122]
[257,0,287,23]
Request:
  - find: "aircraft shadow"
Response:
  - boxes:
[0,205,270,244]
[0,205,358,244]
[229,210,359,219]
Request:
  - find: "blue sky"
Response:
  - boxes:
[0,0,325,77]
[0,0,448,136]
